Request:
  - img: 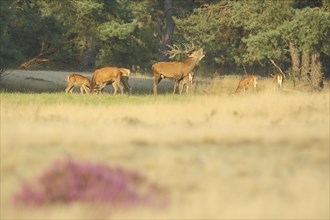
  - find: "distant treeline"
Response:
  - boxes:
[1,0,329,90]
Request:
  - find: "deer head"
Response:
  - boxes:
[188,48,205,62]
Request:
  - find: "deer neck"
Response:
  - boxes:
[182,57,198,73]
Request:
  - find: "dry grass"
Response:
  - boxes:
[1,72,329,219]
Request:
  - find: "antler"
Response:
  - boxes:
[164,43,196,59]
[182,42,195,53]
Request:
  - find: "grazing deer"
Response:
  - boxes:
[91,67,130,95]
[271,72,284,88]
[235,75,257,94]
[152,43,205,96]
[65,74,91,94]
[174,72,194,95]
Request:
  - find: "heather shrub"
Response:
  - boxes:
[14,158,167,207]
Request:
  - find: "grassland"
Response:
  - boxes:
[1,73,329,219]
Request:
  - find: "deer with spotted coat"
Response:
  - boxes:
[65,74,91,94]
[235,75,258,94]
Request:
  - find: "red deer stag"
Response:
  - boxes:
[235,75,257,94]
[91,67,130,95]
[152,43,205,96]
[65,74,91,94]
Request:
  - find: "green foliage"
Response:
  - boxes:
[230,0,294,65]
[174,2,244,72]
[243,30,284,63]
[0,0,25,69]
[95,0,159,69]
[98,20,137,40]
[1,0,68,70]
[282,7,330,53]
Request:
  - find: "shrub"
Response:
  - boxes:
[14,158,167,208]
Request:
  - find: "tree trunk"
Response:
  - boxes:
[80,37,96,71]
[159,0,175,61]
[288,41,301,87]
[310,52,324,91]
[300,50,311,89]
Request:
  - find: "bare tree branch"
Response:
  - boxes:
[19,46,57,69]
[268,57,286,78]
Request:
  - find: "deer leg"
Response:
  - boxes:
[153,75,161,96]
[111,80,122,95]
[111,82,118,95]
[278,77,282,88]
[85,85,91,94]
[188,73,194,96]
[186,81,191,96]
[153,82,157,96]
[121,76,131,94]
[100,84,105,94]
[65,84,73,93]
[118,82,124,95]
[92,84,99,94]
[115,78,124,95]
[70,86,75,93]
[179,81,184,95]
[173,79,179,94]
[97,83,106,94]
[93,83,100,94]
[82,85,89,94]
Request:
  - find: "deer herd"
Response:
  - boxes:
[65,43,284,96]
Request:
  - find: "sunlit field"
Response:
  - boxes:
[1,71,329,219]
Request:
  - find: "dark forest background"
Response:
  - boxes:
[1,0,329,91]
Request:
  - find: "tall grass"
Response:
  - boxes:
[1,76,329,219]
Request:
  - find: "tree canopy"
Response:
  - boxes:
[1,0,329,90]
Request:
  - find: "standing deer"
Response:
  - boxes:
[235,75,257,94]
[267,57,286,89]
[65,74,91,94]
[152,43,205,96]
[175,72,194,95]
[91,67,129,95]
[271,72,284,88]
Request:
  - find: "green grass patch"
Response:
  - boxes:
[0,92,196,106]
